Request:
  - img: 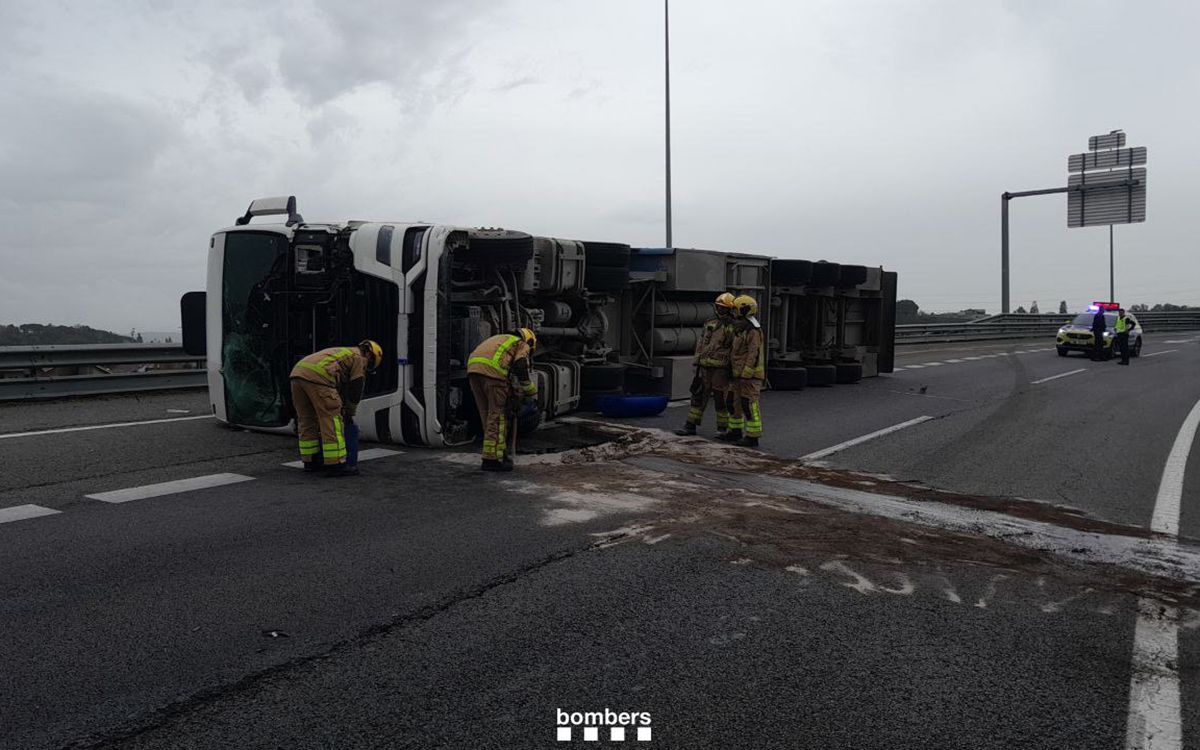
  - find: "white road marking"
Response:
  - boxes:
[964,356,983,361]
[0,504,61,525]
[1143,350,1178,358]
[0,414,214,441]
[86,473,254,503]
[892,366,906,371]
[922,362,944,367]
[944,359,964,363]
[1124,393,1200,750]
[1163,340,1188,344]
[1150,396,1200,537]
[905,364,925,369]
[666,401,690,408]
[282,448,403,469]
[801,416,934,462]
[1030,368,1087,385]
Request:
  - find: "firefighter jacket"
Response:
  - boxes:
[730,319,765,380]
[290,346,368,414]
[694,316,734,368]
[467,334,537,396]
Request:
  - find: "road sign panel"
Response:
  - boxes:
[1088,132,1126,150]
[1067,167,1146,227]
[1068,146,1147,173]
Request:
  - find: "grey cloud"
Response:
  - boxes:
[274,0,502,105]
[493,76,541,92]
[0,79,177,203]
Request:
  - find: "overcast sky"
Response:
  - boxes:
[2,0,1197,333]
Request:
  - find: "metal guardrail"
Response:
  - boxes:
[897,312,1200,344]
[0,344,206,402]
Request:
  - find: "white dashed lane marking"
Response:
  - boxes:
[802,416,934,462]
[1143,350,1178,358]
[282,448,403,469]
[0,504,60,525]
[0,415,215,441]
[1030,368,1088,385]
[85,473,254,504]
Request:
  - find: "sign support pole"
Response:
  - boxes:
[1109,224,1115,302]
[999,186,1069,314]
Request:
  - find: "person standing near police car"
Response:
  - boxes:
[1115,308,1133,365]
[1090,307,1107,361]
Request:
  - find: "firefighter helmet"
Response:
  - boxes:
[359,339,384,372]
[518,327,538,351]
[733,295,759,319]
[715,292,736,310]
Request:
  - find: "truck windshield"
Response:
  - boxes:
[222,232,290,426]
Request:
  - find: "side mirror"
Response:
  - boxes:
[181,291,207,356]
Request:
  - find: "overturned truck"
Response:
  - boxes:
[181,197,896,447]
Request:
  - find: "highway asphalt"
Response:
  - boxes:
[1,334,1198,749]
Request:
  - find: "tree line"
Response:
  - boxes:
[0,324,133,346]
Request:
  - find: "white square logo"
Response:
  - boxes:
[610,727,626,741]
[557,727,572,742]
[637,726,652,741]
[583,726,599,741]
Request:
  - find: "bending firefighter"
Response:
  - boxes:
[719,295,765,448]
[467,328,538,472]
[290,340,383,477]
[675,292,737,437]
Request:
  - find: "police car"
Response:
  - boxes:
[1055,302,1142,358]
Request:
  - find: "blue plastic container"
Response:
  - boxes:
[595,394,669,418]
[345,423,360,467]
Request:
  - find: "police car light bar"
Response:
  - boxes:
[1090,301,1119,311]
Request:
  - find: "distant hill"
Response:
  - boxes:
[0,324,133,346]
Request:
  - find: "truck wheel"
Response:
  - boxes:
[584,266,630,293]
[1133,339,1142,357]
[581,362,627,390]
[460,229,535,265]
[804,364,836,387]
[1056,347,1067,357]
[768,367,806,390]
[582,242,631,268]
[834,362,863,384]
[838,265,869,287]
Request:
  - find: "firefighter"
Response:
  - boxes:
[675,292,736,437]
[467,328,538,472]
[290,340,383,477]
[718,295,765,448]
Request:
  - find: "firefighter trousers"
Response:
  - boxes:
[469,373,512,461]
[727,378,763,438]
[685,366,730,430]
[291,378,347,466]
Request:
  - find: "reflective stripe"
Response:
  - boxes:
[297,361,336,382]
[496,413,507,460]
[299,444,320,456]
[520,380,537,395]
[728,417,745,430]
[469,335,520,377]
[745,401,763,437]
[687,408,702,423]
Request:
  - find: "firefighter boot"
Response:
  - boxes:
[674,422,697,437]
[737,436,760,448]
[717,429,742,443]
[324,463,359,478]
[481,459,504,472]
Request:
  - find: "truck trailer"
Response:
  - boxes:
[180,196,896,447]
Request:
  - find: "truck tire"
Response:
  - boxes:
[811,262,841,287]
[767,367,807,390]
[804,364,836,387]
[838,265,869,287]
[581,362,627,391]
[835,362,863,384]
[582,242,631,268]
[460,229,535,265]
[584,266,630,293]
[771,259,812,285]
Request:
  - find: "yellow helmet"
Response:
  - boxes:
[733,294,758,318]
[517,327,537,351]
[715,292,736,310]
[359,339,383,372]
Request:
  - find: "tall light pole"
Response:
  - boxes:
[664,0,673,251]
